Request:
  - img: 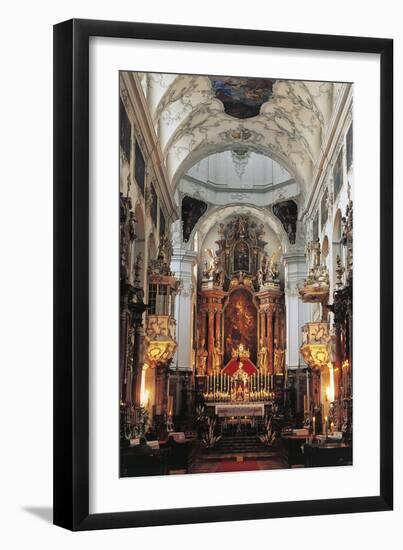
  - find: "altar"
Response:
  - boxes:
[195,214,286,408]
[215,403,265,417]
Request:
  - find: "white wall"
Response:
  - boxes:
[0,1,401,549]
[188,151,292,188]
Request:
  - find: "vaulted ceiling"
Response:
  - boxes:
[140,73,336,197]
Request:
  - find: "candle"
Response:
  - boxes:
[312,416,316,436]
[330,422,334,433]
[325,416,328,438]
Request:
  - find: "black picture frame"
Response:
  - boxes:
[53,18,393,531]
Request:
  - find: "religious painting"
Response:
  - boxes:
[333,148,344,198]
[321,189,328,229]
[224,288,257,364]
[181,195,208,242]
[117,69,354,482]
[272,200,298,244]
[233,240,250,272]
[134,140,145,197]
[149,183,158,228]
[119,97,131,162]
[159,207,165,237]
[209,76,275,118]
[346,123,353,172]
[54,18,393,531]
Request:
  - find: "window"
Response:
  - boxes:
[134,140,145,196]
[119,98,131,161]
[321,190,328,229]
[150,183,158,227]
[333,149,343,198]
[346,123,353,171]
[312,212,319,242]
[159,208,166,237]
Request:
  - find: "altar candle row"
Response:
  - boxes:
[251,372,274,391]
[208,374,231,393]
[206,372,275,394]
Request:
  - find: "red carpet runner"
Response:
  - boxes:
[215,460,260,472]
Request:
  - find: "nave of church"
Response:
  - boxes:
[119,72,353,476]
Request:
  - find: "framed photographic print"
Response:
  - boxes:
[53,19,393,530]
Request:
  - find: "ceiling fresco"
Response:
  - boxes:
[133,73,342,195]
[209,76,275,119]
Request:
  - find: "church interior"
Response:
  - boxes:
[119,72,353,476]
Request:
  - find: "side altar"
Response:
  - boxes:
[195,215,286,407]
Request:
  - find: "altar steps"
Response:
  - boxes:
[214,435,267,454]
[189,435,287,473]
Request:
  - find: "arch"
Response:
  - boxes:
[170,141,306,196]
[149,74,337,206]
[197,203,288,254]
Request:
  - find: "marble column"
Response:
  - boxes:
[215,310,221,345]
[207,309,215,372]
[131,315,145,407]
[199,310,206,347]
[171,247,198,373]
[259,310,266,344]
[266,306,273,374]
[283,250,311,370]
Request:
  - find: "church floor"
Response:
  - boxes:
[187,440,289,474]
[188,454,288,474]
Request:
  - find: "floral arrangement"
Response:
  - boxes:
[202,417,222,448]
[259,415,276,447]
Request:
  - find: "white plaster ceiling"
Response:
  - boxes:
[186,150,292,189]
[143,73,335,195]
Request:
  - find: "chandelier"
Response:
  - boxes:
[231,148,250,180]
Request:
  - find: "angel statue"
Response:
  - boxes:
[203,248,216,279]
[268,251,280,281]
[261,253,269,280]
[256,268,264,289]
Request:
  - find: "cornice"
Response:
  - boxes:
[301,84,353,221]
[120,72,179,221]
[181,173,296,195]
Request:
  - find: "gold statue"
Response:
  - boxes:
[231,343,250,359]
[212,342,222,372]
[273,339,285,374]
[196,339,208,375]
[258,339,268,372]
